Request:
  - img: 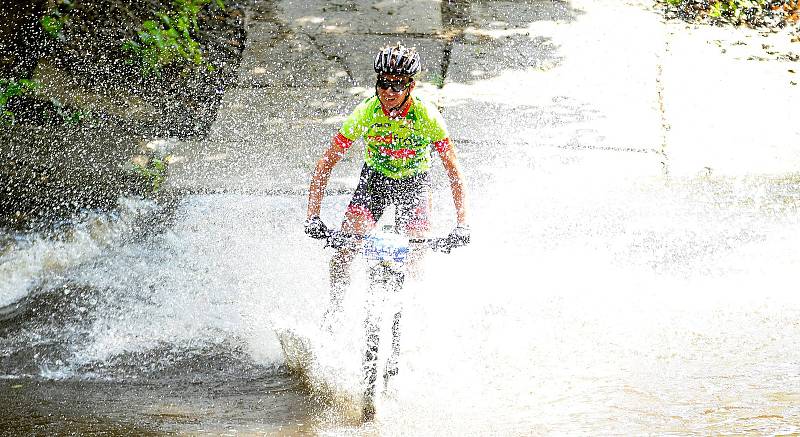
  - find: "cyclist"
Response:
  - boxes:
[304,43,470,315]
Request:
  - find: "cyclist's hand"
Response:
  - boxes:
[446,224,470,249]
[305,215,329,239]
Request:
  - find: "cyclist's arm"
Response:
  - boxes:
[435,139,468,225]
[307,133,353,219]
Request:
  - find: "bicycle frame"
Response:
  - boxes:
[324,227,455,420]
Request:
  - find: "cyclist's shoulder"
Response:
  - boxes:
[412,95,442,113]
[410,96,446,124]
[411,95,434,109]
[348,95,382,119]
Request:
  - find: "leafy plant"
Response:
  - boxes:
[709,1,725,17]
[50,98,89,125]
[122,0,225,77]
[131,156,169,192]
[1,79,38,125]
[41,0,75,40]
[662,0,797,26]
[428,72,445,88]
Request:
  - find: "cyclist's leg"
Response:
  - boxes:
[382,173,431,386]
[329,206,372,299]
[327,166,386,316]
[396,172,432,281]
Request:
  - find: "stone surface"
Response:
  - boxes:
[239,23,352,88]
[277,0,442,35]
[32,60,158,123]
[313,35,447,87]
[440,0,665,175]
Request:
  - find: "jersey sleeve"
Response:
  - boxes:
[432,137,451,154]
[338,98,374,141]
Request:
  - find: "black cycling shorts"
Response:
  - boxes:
[346,164,431,232]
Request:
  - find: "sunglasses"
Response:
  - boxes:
[376,78,411,92]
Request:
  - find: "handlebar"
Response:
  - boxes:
[322,231,460,254]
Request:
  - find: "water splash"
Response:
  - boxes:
[2,171,799,435]
[0,197,160,308]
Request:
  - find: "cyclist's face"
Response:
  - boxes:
[376,74,414,108]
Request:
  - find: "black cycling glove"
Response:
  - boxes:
[305,215,329,239]
[446,224,470,249]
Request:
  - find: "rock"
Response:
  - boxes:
[0,0,247,229]
[31,59,159,125]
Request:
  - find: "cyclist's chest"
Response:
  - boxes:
[364,117,427,149]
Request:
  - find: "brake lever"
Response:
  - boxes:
[429,238,452,254]
[324,232,361,250]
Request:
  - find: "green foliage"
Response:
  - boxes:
[131,156,169,192]
[708,0,766,18]
[1,79,87,126]
[41,0,75,40]
[428,72,445,88]
[122,0,225,77]
[662,0,799,27]
[50,98,89,125]
[41,15,64,38]
[709,1,724,17]
[0,79,38,125]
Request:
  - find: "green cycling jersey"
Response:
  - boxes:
[338,95,450,179]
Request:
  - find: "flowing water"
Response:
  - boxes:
[2,164,800,435]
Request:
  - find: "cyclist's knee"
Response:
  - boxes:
[343,205,376,233]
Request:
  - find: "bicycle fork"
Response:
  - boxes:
[362,262,404,419]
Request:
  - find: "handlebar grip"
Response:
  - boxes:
[410,237,451,253]
[428,238,452,253]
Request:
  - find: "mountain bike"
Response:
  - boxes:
[324,226,462,420]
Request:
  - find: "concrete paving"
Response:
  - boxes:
[166,0,800,195]
[661,22,800,177]
[437,0,666,181]
[278,0,443,35]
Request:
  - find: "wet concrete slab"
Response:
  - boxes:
[445,34,560,84]
[442,0,575,84]
[314,35,447,86]
[239,23,351,88]
[167,87,368,193]
[167,137,364,194]
[240,32,446,88]
[169,0,799,196]
[465,0,580,24]
[277,0,443,35]
[661,23,800,177]
[441,97,595,147]
[440,0,663,162]
[207,86,364,137]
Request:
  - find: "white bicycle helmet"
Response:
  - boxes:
[374,43,421,77]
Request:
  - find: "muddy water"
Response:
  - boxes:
[0,196,316,435]
[0,377,311,435]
